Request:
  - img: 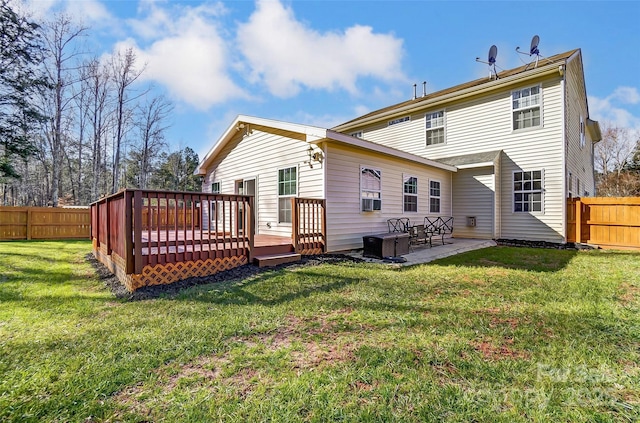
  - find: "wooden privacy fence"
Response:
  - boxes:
[0,206,90,240]
[567,197,640,250]
[91,189,254,291]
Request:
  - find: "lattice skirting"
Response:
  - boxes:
[92,240,248,292]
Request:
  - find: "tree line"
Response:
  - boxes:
[0,1,200,207]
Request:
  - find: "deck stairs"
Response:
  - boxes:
[252,243,301,267]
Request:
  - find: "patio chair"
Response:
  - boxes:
[387,217,411,233]
[410,224,431,247]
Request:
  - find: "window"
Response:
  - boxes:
[425,111,445,146]
[211,181,221,194]
[512,86,541,130]
[403,176,417,213]
[278,167,297,223]
[514,170,543,212]
[568,172,573,198]
[361,167,381,211]
[429,180,441,213]
[579,115,586,148]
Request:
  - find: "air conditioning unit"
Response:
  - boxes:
[362,198,382,212]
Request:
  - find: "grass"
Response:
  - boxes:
[0,240,639,422]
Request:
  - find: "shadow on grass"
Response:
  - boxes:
[421,246,580,273]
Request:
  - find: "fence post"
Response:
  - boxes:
[575,198,582,244]
[26,208,32,240]
[248,195,255,262]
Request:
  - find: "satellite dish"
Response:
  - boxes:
[530,35,540,56]
[476,45,500,79]
[516,35,547,69]
[488,45,498,64]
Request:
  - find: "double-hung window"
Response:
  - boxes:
[425,111,445,145]
[514,170,543,212]
[579,115,586,148]
[361,167,382,211]
[429,180,441,213]
[278,167,297,223]
[211,181,221,194]
[512,86,541,130]
[403,175,417,213]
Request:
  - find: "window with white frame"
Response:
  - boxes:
[361,167,382,211]
[425,111,445,145]
[403,175,417,213]
[514,170,543,212]
[211,181,221,194]
[579,115,586,148]
[278,167,297,223]
[429,180,441,213]
[512,86,541,130]
[568,172,573,198]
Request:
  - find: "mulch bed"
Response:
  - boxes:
[86,253,363,301]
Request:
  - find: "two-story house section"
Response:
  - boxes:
[332,49,601,243]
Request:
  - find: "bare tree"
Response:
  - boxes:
[594,122,640,196]
[110,47,144,193]
[128,95,173,189]
[41,14,87,206]
[81,57,112,201]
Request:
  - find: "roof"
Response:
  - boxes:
[333,49,580,131]
[435,150,502,169]
[195,115,457,175]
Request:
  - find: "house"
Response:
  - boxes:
[195,48,601,252]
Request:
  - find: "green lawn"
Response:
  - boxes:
[0,240,639,422]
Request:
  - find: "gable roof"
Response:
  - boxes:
[333,49,580,131]
[195,115,456,175]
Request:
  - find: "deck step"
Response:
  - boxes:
[253,252,301,268]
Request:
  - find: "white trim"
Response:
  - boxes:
[428,178,442,214]
[511,84,543,131]
[425,109,446,147]
[360,165,382,213]
[277,165,298,225]
[512,169,545,214]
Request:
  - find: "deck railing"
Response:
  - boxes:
[292,197,326,254]
[91,189,254,276]
[567,197,640,250]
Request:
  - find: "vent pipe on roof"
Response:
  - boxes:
[422,81,427,97]
[412,83,417,100]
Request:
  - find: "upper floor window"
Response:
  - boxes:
[211,181,221,194]
[278,167,297,223]
[514,170,543,212]
[429,180,441,213]
[425,111,445,146]
[403,175,417,213]
[361,167,382,211]
[579,116,586,148]
[512,86,541,130]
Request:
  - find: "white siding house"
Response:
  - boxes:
[196,48,600,251]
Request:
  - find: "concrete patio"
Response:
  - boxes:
[350,238,497,266]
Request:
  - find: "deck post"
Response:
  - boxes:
[248,195,255,262]
[133,190,143,274]
[292,198,299,253]
[321,199,327,253]
[575,198,582,244]
[124,190,134,274]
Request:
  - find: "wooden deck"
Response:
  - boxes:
[90,189,325,292]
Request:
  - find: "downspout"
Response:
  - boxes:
[322,141,329,252]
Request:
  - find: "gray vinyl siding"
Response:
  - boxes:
[202,130,324,237]
[349,74,567,242]
[452,167,495,239]
[325,143,452,252]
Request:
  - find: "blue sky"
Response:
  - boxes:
[23,0,640,160]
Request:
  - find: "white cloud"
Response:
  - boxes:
[123,2,246,110]
[236,0,406,98]
[589,86,640,131]
[23,0,115,28]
